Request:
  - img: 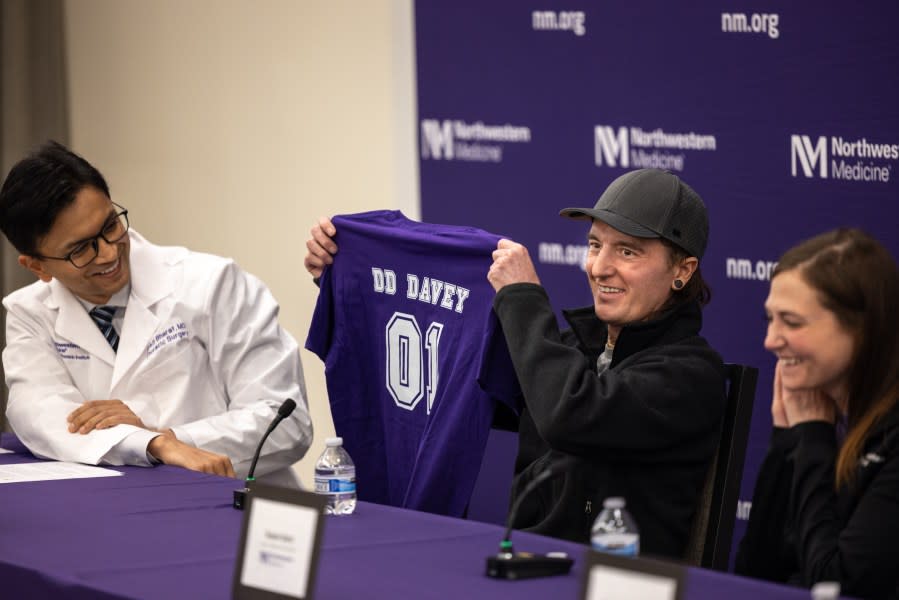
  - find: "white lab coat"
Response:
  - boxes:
[2,231,312,487]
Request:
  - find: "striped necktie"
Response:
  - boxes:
[89,305,119,352]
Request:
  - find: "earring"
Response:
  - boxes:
[673,279,684,290]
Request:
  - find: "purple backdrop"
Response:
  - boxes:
[414,0,899,567]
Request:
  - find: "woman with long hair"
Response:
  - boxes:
[736,228,899,598]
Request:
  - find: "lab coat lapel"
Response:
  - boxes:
[48,279,116,366]
[111,238,173,389]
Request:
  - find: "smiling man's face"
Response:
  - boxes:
[20,185,131,305]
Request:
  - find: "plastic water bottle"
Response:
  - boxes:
[314,437,356,515]
[591,497,640,556]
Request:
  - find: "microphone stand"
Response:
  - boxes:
[485,462,575,579]
[233,398,297,510]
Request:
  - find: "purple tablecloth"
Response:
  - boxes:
[0,433,812,599]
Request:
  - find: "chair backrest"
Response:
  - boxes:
[683,363,758,571]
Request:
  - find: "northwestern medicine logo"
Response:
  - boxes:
[594,125,717,172]
[420,119,531,163]
[791,134,898,183]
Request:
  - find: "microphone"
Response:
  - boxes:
[233,398,297,510]
[485,457,575,579]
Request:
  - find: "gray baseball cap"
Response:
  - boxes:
[559,168,709,259]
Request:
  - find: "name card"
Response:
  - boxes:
[232,483,326,600]
[581,551,684,600]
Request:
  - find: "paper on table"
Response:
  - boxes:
[0,447,13,454]
[0,462,123,484]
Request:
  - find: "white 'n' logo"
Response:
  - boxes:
[421,120,454,160]
[594,126,629,168]
[790,135,828,178]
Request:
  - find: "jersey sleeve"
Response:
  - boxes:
[476,309,523,413]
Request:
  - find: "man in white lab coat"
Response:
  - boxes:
[0,141,312,487]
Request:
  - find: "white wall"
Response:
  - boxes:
[63,0,418,484]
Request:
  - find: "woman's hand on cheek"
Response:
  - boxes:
[780,373,837,426]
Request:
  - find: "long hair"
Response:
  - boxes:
[773,228,899,488]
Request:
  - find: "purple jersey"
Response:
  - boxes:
[305,210,508,516]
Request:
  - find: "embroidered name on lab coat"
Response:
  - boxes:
[54,341,90,361]
[147,321,189,356]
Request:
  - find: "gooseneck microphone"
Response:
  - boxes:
[233,398,297,510]
[485,458,575,579]
[500,467,556,553]
[246,398,296,481]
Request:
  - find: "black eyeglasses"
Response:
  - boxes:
[34,203,130,268]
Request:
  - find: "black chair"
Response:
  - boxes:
[683,363,758,571]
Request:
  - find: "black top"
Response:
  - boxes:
[735,403,899,599]
[492,283,726,558]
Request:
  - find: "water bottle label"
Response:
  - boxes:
[314,476,356,494]
[592,533,639,556]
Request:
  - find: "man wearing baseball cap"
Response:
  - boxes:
[486,168,726,557]
[304,168,726,557]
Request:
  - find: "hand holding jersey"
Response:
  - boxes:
[304,210,509,515]
[306,221,546,293]
[302,171,724,555]
[304,216,338,279]
[488,239,542,291]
